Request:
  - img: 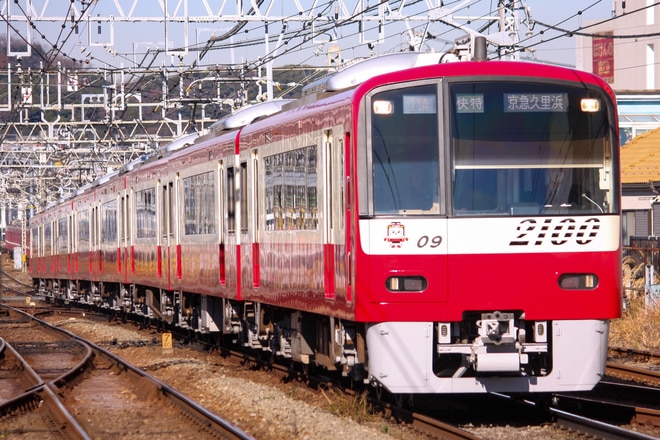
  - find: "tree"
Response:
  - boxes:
[0,34,84,70]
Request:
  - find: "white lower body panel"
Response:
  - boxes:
[366,320,608,394]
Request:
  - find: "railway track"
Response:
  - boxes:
[220,347,483,439]
[0,266,33,291]
[608,346,660,386]
[0,305,252,439]
[550,380,660,438]
[485,391,659,440]
[4,265,660,439]
[375,401,483,440]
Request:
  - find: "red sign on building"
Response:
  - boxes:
[593,34,614,83]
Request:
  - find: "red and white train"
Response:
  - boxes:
[28,49,622,395]
[4,221,28,258]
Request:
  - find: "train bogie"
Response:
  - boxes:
[27,51,622,395]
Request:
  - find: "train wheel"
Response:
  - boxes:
[263,352,275,371]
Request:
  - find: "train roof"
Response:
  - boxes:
[301,52,453,96]
[197,99,295,143]
[164,132,199,153]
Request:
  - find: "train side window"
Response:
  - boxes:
[136,188,156,239]
[102,200,117,244]
[58,217,68,253]
[264,146,318,231]
[78,210,90,252]
[44,223,52,256]
[31,226,38,258]
[160,181,175,239]
[183,171,217,235]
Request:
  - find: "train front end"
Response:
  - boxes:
[355,62,621,394]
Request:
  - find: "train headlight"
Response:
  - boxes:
[558,273,598,289]
[580,98,600,112]
[386,275,427,292]
[373,100,394,115]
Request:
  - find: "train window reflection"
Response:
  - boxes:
[183,171,216,235]
[264,145,318,231]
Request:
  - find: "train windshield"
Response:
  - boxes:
[449,81,618,216]
[368,80,618,217]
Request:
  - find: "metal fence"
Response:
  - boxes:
[623,236,660,308]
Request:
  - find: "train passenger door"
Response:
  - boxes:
[323,130,345,300]
[68,213,75,275]
[223,163,239,297]
[91,205,100,282]
[45,222,52,274]
[119,193,131,283]
[237,160,249,297]
[40,224,46,274]
[160,179,178,289]
[240,149,259,293]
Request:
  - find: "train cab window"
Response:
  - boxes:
[449,81,618,216]
[370,84,440,215]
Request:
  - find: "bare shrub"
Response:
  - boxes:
[610,297,660,351]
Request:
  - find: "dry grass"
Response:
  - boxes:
[320,385,374,424]
[610,298,660,351]
[611,255,660,351]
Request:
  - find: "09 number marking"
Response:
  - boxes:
[509,218,600,246]
[417,235,443,248]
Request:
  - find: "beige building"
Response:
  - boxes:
[620,126,660,242]
[576,1,660,90]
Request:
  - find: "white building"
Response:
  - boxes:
[576,1,660,91]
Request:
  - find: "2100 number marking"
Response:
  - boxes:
[509,218,600,246]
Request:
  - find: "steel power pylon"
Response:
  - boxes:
[0,0,529,225]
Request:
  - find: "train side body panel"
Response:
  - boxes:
[238,91,356,319]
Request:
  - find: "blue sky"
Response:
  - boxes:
[8,0,616,70]
[522,0,614,66]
